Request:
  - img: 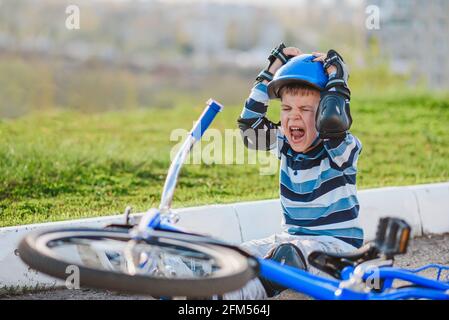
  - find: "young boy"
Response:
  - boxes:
[224,44,363,299]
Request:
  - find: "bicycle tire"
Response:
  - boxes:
[18,228,258,297]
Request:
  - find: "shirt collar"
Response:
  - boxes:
[286,136,323,160]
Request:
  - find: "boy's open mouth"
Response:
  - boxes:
[289,126,305,143]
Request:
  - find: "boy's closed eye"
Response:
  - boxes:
[281,104,313,112]
[281,104,292,111]
[301,106,313,112]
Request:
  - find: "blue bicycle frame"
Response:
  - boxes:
[133,99,449,300]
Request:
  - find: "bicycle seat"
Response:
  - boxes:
[308,217,411,279]
[308,243,379,279]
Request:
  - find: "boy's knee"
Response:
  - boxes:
[259,243,308,297]
[240,234,278,258]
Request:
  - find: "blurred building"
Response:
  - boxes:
[367,0,449,88]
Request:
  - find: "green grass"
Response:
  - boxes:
[1,93,449,227]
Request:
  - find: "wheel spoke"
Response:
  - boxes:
[19,228,255,297]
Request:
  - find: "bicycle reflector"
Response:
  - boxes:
[374,217,411,259]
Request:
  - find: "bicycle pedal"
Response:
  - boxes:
[374,217,411,258]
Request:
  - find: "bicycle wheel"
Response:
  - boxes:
[18,228,257,297]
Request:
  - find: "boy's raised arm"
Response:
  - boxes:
[238,43,301,151]
[316,49,362,169]
[237,82,279,151]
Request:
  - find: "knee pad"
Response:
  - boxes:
[266,243,308,270]
[259,243,307,297]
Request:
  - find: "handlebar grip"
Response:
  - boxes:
[191,99,224,140]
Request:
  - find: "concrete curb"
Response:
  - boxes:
[1,182,448,288]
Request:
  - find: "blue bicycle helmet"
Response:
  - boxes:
[267,54,328,99]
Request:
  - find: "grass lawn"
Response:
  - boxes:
[1,92,448,227]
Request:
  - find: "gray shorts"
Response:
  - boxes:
[222,232,357,300]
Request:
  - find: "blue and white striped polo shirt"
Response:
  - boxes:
[238,82,364,248]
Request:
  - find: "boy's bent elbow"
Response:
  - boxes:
[238,119,258,150]
[237,117,276,151]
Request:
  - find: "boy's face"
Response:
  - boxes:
[280,91,321,152]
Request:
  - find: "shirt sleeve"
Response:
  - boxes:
[237,82,279,152]
[323,133,362,170]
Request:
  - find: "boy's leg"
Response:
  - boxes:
[221,234,357,300]
[221,234,310,299]
[221,234,280,300]
[257,242,308,297]
[239,233,280,257]
[285,234,358,276]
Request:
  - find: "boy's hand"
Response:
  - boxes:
[255,43,302,85]
[312,51,337,75]
[268,47,302,75]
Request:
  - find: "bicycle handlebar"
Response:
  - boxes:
[191,99,224,140]
[158,99,223,213]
